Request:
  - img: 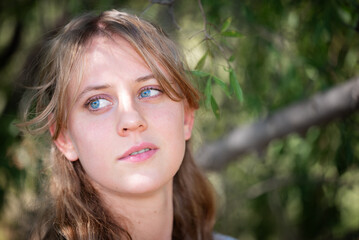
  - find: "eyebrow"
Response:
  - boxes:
[77,74,155,100]
[135,74,155,82]
[77,84,111,101]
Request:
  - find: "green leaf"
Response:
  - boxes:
[222,66,231,72]
[211,96,220,119]
[230,70,243,102]
[195,51,208,70]
[204,76,212,109]
[221,30,242,38]
[228,55,236,62]
[221,17,232,33]
[213,76,231,97]
[191,70,209,77]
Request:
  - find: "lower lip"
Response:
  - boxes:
[118,149,158,163]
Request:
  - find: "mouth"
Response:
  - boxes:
[129,148,151,156]
[118,143,158,162]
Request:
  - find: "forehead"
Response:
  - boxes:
[86,36,142,61]
[84,36,147,74]
[68,36,151,95]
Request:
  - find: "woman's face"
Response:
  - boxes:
[54,36,194,198]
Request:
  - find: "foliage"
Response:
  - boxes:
[1,0,359,239]
[194,1,359,239]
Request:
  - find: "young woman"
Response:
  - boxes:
[20,9,235,240]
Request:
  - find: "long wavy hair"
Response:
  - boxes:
[20,9,216,240]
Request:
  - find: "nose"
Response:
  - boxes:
[116,103,147,137]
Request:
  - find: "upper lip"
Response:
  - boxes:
[118,142,158,160]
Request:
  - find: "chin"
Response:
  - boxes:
[121,175,173,196]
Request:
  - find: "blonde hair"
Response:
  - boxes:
[20,9,215,240]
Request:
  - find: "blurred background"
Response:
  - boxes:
[1,0,359,239]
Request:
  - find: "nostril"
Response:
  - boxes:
[119,121,147,136]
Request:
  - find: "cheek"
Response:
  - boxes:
[148,103,185,135]
[68,115,114,158]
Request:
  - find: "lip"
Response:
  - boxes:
[118,142,159,163]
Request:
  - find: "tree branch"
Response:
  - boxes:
[196,77,359,170]
[143,0,180,29]
[197,0,208,38]
[196,0,232,68]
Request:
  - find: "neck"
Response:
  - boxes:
[101,181,174,240]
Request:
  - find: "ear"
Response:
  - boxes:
[184,108,195,140]
[49,122,79,161]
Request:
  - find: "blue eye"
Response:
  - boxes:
[139,88,161,99]
[90,100,100,109]
[87,98,112,111]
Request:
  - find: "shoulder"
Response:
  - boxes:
[213,232,237,240]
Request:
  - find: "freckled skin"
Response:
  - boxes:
[57,36,194,199]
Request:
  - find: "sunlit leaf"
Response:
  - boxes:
[211,95,220,119]
[221,30,242,38]
[221,17,232,33]
[195,51,208,70]
[191,70,209,77]
[229,70,243,102]
[213,76,231,97]
[228,55,236,62]
[222,66,231,72]
[205,76,212,109]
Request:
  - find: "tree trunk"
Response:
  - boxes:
[196,77,359,170]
